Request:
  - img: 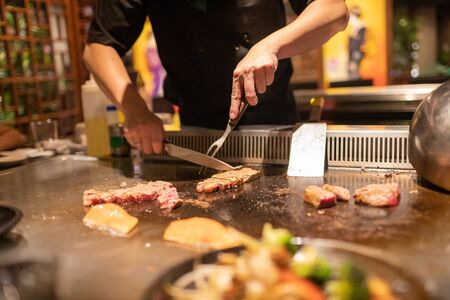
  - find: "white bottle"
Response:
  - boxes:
[81,76,111,157]
[105,104,119,126]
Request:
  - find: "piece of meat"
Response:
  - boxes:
[304,186,337,209]
[353,183,400,207]
[83,180,180,210]
[322,184,351,201]
[196,168,260,193]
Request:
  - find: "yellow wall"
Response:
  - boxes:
[132,20,154,95]
[323,0,388,86]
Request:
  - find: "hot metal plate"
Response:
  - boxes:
[0,157,449,299]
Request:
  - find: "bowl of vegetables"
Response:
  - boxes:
[146,224,429,300]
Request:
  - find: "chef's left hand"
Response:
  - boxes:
[229,43,278,119]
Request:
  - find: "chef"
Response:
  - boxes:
[84,0,348,155]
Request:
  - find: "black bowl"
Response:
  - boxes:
[0,205,22,237]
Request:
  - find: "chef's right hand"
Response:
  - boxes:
[123,101,165,155]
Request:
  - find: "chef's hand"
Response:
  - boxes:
[229,43,278,119]
[123,99,165,155]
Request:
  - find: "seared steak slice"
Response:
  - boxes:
[304,186,337,209]
[83,180,180,210]
[354,183,400,207]
[322,184,351,201]
[196,168,260,193]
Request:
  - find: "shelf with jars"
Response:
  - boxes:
[0,0,81,137]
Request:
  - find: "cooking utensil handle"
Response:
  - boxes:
[228,101,248,129]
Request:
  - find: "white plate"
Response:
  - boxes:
[1,148,54,158]
[0,154,27,167]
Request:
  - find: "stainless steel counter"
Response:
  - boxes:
[294,84,439,102]
[294,84,440,124]
[1,156,450,299]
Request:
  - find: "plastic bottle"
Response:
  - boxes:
[106,104,130,157]
[81,76,110,157]
[106,104,119,126]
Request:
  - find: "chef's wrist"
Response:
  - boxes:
[258,35,281,59]
[120,89,150,115]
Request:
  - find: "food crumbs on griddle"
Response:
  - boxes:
[317,209,326,215]
[274,187,294,196]
[307,212,312,217]
[181,198,212,210]
[384,172,394,178]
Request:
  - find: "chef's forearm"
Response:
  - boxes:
[83,43,136,110]
[262,0,348,60]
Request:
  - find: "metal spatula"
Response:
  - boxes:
[287,123,327,177]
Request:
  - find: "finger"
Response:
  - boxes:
[229,72,242,119]
[151,131,164,154]
[124,128,139,147]
[265,65,276,86]
[152,140,163,155]
[254,69,266,94]
[134,142,143,152]
[243,70,258,106]
[141,135,153,154]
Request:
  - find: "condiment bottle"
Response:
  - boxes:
[81,77,110,158]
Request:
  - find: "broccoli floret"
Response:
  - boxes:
[325,262,370,300]
[290,247,332,285]
[261,223,298,254]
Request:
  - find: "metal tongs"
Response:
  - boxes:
[199,99,248,175]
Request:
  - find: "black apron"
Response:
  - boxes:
[147,0,299,129]
[89,0,308,129]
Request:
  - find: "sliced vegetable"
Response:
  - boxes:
[276,270,326,300]
[367,277,398,300]
[291,246,332,285]
[261,223,298,254]
[227,226,261,252]
[326,262,370,300]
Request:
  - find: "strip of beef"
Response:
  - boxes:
[304,185,337,209]
[196,168,260,193]
[322,184,351,201]
[354,183,400,207]
[83,181,180,210]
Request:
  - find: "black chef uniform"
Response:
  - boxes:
[87,0,314,129]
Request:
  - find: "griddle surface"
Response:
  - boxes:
[0,157,449,299]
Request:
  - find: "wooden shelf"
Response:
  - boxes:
[0,108,80,125]
[0,0,82,137]
[0,75,64,84]
[0,35,30,41]
[0,35,53,42]
[5,6,27,13]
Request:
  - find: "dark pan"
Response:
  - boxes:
[0,205,22,237]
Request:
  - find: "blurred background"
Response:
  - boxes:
[0,0,449,140]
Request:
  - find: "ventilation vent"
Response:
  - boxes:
[157,126,413,170]
[326,128,412,169]
[167,130,292,165]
